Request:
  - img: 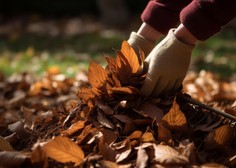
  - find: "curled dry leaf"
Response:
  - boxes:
[97,111,115,129]
[115,139,132,163]
[153,144,189,165]
[136,146,148,168]
[42,136,84,166]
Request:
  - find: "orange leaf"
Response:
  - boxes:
[105,56,118,73]
[42,136,84,166]
[116,52,132,84]
[205,124,235,149]
[31,142,48,168]
[162,100,188,133]
[120,41,140,74]
[77,87,95,102]
[61,121,86,136]
[111,86,140,95]
[141,132,155,142]
[88,61,108,88]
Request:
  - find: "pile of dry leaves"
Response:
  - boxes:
[0,41,236,168]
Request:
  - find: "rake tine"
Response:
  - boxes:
[179,94,236,127]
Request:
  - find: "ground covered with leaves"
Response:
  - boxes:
[0,41,236,168]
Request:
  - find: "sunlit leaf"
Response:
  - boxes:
[88,61,108,88]
[162,100,188,133]
[141,132,155,142]
[120,41,140,74]
[42,136,84,166]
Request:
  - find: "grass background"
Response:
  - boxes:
[0,15,235,78]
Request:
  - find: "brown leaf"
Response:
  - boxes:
[31,142,48,168]
[158,123,173,144]
[205,125,235,149]
[162,100,188,133]
[129,130,143,140]
[200,162,228,168]
[153,144,189,165]
[95,99,114,115]
[8,120,31,139]
[97,111,115,129]
[76,124,93,145]
[100,160,119,168]
[100,128,118,145]
[77,85,96,102]
[111,86,140,95]
[98,137,117,162]
[141,132,155,142]
[42,136,84,166]
[88,61,108,88]
[0,136,14,151]
[61,120,85,136]
[139,101,164,123]
[0,151,29,167]
[179,141,197,164]
[115,139,132,163]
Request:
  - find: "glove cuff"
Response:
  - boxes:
[127,32,156,57]
[167,29,195,53]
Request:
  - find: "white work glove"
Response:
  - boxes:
[141,29,195,97]
[127,32,156,58]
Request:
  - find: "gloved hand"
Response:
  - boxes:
[141,29,195,97]
[127,32,156,58]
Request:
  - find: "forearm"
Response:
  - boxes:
[174,24,198,46]
[137,22,162,42]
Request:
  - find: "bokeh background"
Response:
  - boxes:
[0,0,235,77]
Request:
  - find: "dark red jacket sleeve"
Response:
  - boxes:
[141,0,236,40]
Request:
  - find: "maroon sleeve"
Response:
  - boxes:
[142,0,236,41]
[180,0,236,40]
[141,0,192,35]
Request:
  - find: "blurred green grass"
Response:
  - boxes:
[0,26,235,77]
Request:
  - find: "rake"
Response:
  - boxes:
[177,94,236,130]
